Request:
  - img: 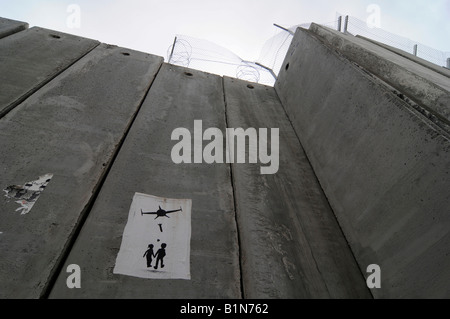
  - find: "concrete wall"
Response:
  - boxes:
[0,17,28,39]
[0,27,99,118]
[308,24,450,131]
[0,39,163,298]
[49,64,242,299]
[275,25,450,298]
[0,19,369,298]
[223,77,370,299]
[2,16,447,299]
[355,35,450,78]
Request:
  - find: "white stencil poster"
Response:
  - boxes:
[113,193,192,280]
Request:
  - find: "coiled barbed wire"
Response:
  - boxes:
[236,62,261,83]
[167,38,192,67]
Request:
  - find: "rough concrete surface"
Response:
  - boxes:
[275,27,450,298]
[49,64,241,299]
[2,14,448,299]
[0,17,28,39]
[0,27,99,118]
[0,44,163,298]
[224,76,371,299]
[355,35,450,78]
[308,24,450,127]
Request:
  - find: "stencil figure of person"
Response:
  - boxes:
[154,243,167,270]
[143,244,155,268]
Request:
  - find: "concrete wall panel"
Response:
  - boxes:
[0,27,99,118]
[275,27,450,298]
[0,44,163,298]
[0,17,28,39]
[48,64,241,299]
[224,77,371,299]
[309,24,450,128]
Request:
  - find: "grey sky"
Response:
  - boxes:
[1,0,449,61]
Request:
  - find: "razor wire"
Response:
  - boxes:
[166,20,340,86]
[167,15,449,87]
[167,34,276,86]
